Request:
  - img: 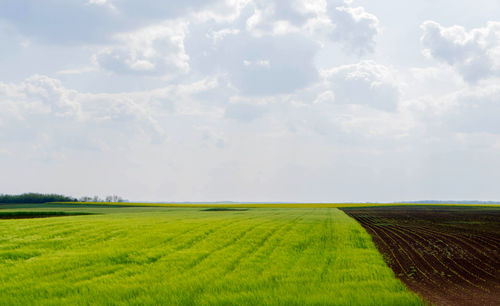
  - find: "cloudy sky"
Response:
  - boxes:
[1,0,500,202]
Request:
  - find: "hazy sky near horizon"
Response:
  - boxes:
[1,0,500,202]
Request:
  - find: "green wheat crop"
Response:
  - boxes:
[0,207,422,305]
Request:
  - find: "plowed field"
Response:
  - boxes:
[343,206,500,306]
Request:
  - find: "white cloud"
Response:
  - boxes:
[421,21,500,82]
[401,74,500,149]
[21,0,383,96]
[404,66,465,99]
[236,0,380,56]
[0,75,82,120]
[328,4,380,55]
[333,106,419,141]
[0,73,231,155]
[186,25,320,95]
[322,61,401,111]
[89,0,382,94]
[207,28,240,43]
[96,20,190,75]
[0,75,182,150]
[244,0,316,36]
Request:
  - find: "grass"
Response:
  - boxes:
[0,206,422,305]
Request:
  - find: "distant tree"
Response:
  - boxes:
[78,195,127,203]
[105,195,126,202]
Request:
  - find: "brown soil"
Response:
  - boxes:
[342,206,500,306]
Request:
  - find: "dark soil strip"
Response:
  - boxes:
[341,206,500,306]
[0,211,95,219]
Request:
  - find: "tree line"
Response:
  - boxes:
[0,193,128,203]
[0,193,77,203]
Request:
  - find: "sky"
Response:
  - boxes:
[1,0,500,202]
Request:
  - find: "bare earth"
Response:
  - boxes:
[342,206,500,306]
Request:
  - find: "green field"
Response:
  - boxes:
[0,206,422,305]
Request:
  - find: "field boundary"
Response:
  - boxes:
[47,202,500,209]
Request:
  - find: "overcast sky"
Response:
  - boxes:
[1,0,500,202]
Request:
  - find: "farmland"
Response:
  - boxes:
[0,206,421,305]
[343,206,500,306]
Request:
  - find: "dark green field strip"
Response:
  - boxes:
[202,208,249,211]
[0,211,94,219]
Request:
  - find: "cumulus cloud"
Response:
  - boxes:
[186,23,319,95]
[0,75,81,120]
[406,80,500,136]
[241,0,380,55]
[0,75,172,150]
[328,4,380,55]
[88,0,381,93]
[404,66,465,99]
[242,0,316,36]
[0,73,229,154]
[96,20,190,75]
[421,21,500,82]
[0,0,383,97]
[185,2,323,95]
[322,61,401,111]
